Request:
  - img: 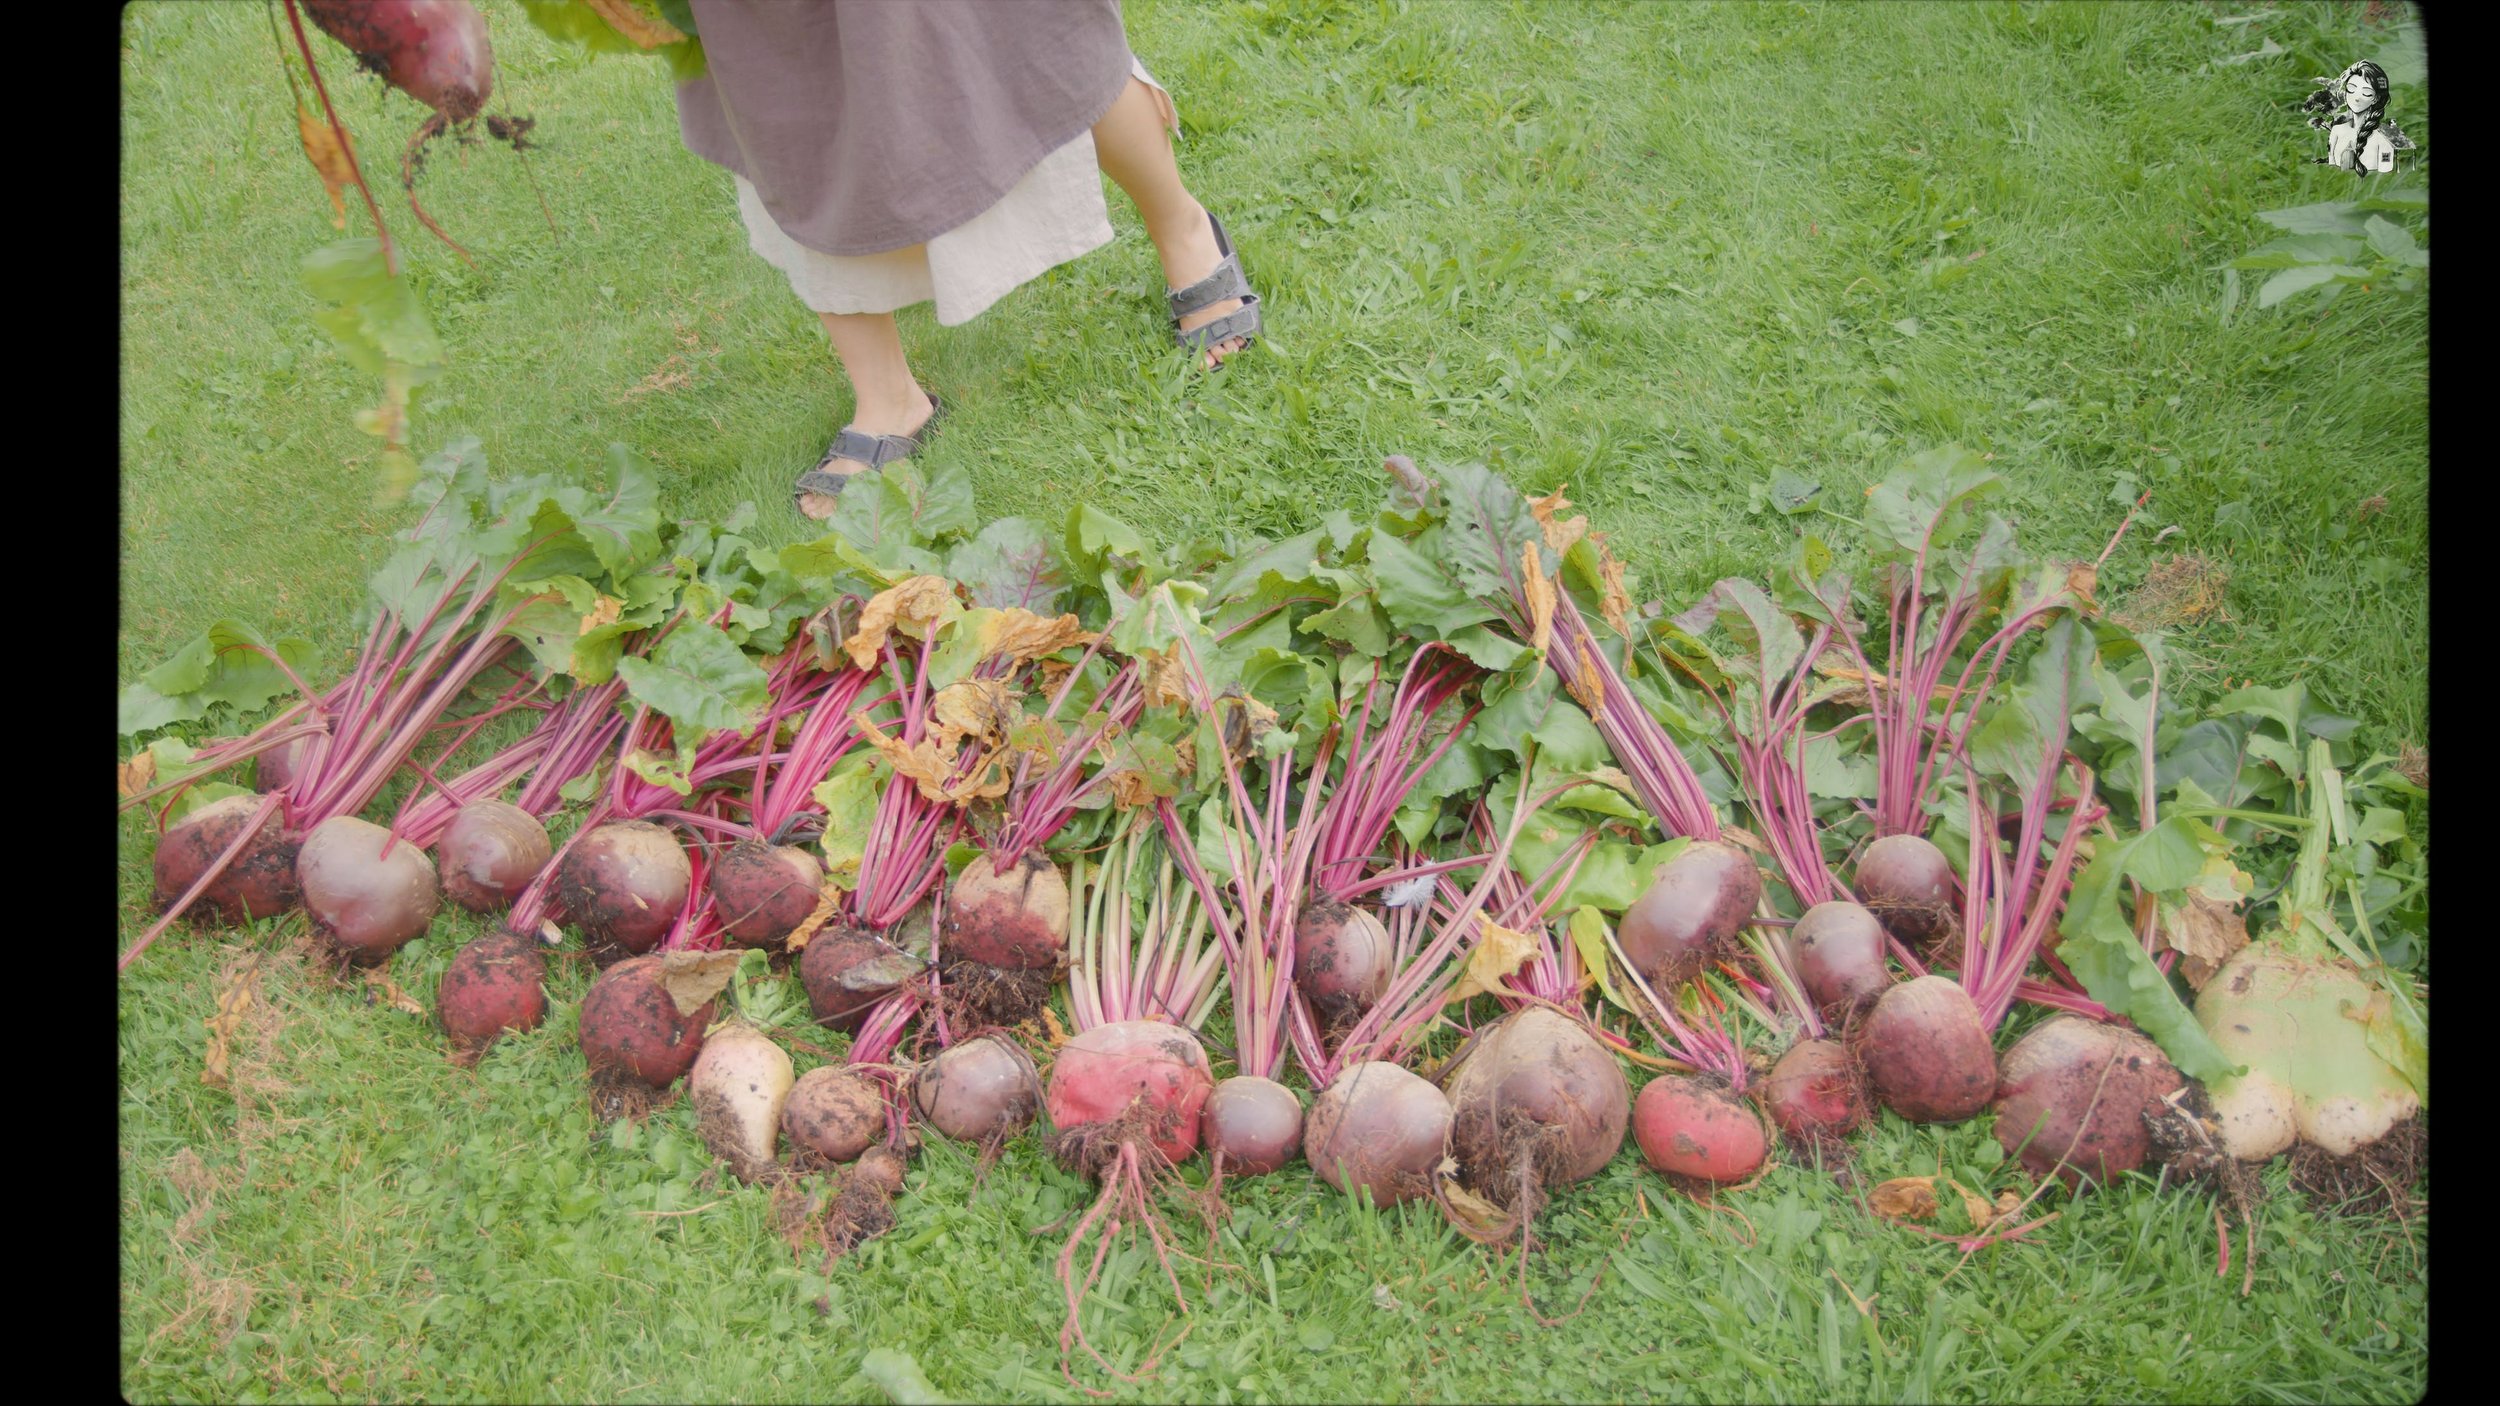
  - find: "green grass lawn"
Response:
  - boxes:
[119,2,2428,1401]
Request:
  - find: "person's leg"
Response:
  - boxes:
[1091,77,1249,369]
[800,311,937,520]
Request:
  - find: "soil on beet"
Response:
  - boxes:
[936,956,1054,1030]
[2290,1116,2427,1218]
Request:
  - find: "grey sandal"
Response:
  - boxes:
[792,390,946,517]
[1168,211,1262,361]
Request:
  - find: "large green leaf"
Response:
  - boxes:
[1368,532,1498,637]
[119,620,322,737]
[947,517,1065,612]
[615,620,770,742]
[1863,445,2001,559]
[2058,831,2239,1082]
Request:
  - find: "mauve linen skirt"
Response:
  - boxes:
[730,59,1175,326]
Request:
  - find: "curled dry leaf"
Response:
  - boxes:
[1526,486,1591,558]
[2163,887,2251,992]
[361,967,427,1016]
[784,879,849,954]
[583,0,688,47]
[1565,639,1607,722]
[1440,1173,1514,1236]
[658,950,744,1017]
[930,679,1020,751]
[1040,1005,1074,1049]
[1590,533,1635,637]
[1869,1176,1940,1223]
[2064,561,2101,613]
[119,749,159,798]
[1520,540,1559,656]
[1105,769,1159,810]
[1447,919,1542,1005]
[972,608,1098,667]
[297,100,358,230]
[852,713,1012,805]
[842,576,961,670]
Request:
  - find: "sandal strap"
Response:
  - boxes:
[1168,211,1253,318]
[792,390,947,509]
[1175,296,1262,353]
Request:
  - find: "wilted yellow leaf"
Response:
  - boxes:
[2065,561,2101,613]
[1527,486,1591,557]
[784,879,849,954]
[2163,888,2251,992]
[843,577,961,669]
[119,749,158,798]
[1565,639,1607,723]
[360,967,426,1017]
[580,595,624,635]
[1447,919,1542,1005]
[201,955,267,1089]
[297,100,357,230]
[1520,540,1558,657]
[1591,533,1634,637]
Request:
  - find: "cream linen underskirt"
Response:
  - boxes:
[733,58,1176,326]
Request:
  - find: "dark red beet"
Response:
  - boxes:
[1993,1016,2185,1188]
[799,925,924,1032]
[1790,901,1892,1013]
[437,800,551,913]
[1305,1061,1451,1207]
[783,1066,886,1164]
[911,1034,1042,1144]
[555,821,690,960]
[153,795,300,924]
[298,816,440,964]
[1442,1008,1630,1197]
[1202,1075,1304,1177]
[1634,1075,1769,1187]
[1295,902,1392,1026]
[1618,842,1763,990]
[944,852,1070,971]
[1756,1038,1870,1143]
[300,0,494,122]
[437,931,546,1061]
[709,839,823,949]
[1853,975,1996,1124]
[1854,834,1957,942]
[253,733,318,795]
[1044,1020,1215,1165]
[578,954,714,1089]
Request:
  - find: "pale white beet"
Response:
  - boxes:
[689,1024,794,1181]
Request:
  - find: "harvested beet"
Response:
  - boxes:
[1442,1008,1629,1201]
[555,821,690,961]
[1202,1075,1304,1177]
[253,733,317,795]
[152,795,300,924]
[1045,1019,1215,1165]
[1854,834,1957,942]
[1790,901,1892,1014]
[436,800,551,913]
[437,930,546,1063]
[1633,1075,1769,1188]
[1295,902,1392,1028]
[1756,1038,1869,1145]
[800,925,923,1033]
[578,954,714,1090]
[912,1034,1042,1145]
[710,839,823,949]
[944,852,1070,971]
[783,1066,887,1165]
[297,816,441,964]
[1618,841,1763,989]
[1993,1016,2184,1188]
[300,0,495,122]
[691,1024,795,1183]
[1305,1060,1451,1207]
[1854,975,1996,1124]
